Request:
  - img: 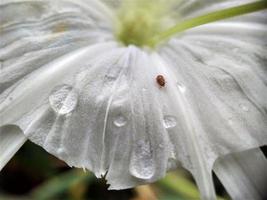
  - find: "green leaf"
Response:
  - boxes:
[31,169,93,200]
[157,171,227,200]
[158,171,200,199]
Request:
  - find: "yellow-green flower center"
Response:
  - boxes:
[115,0,173,47]
[114,0,267,48]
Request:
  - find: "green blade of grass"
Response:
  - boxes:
[31,169,93,200]
[157,171,227,200]
[158,172,200,199]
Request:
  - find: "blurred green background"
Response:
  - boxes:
[0,141,230,200]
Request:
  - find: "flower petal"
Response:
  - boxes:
[214,148,267,200]
[0,0,114,94]
[1,0,267,198]
[0,125,27,171]
[0,0,116,125]
[162,9,267,152]
[150,52,217,199]
[158,8,267,199]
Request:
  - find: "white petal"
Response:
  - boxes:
[160,8,267,153]
[0,42,120,126]
[1,0,267,198]
[0,125,27,171]
[158,8,267,199]
[214,148,267,200]
[149,52,217,199]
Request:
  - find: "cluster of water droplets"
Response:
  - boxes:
[49,84,78,115]
[47,79,188,180]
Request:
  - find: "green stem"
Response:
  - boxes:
[148,1,267,47]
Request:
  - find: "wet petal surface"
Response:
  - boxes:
[0,1,266,199]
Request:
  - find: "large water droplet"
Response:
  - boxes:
[49,84,78,115]
[239,103,249,112]
[113,115,127,127]
[163,115,177,129]
[130,140,155,180]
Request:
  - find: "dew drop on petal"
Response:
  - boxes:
[177,83,186,93]
[57,147,66,157]
[130,140,155,180]
[163,115,177,129]
[113,115,127,127]
[49,84,78,115]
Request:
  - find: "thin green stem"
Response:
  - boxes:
[148,1,267,47]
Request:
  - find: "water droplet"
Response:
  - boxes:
[130,140,155,180]
[57,147,66,156]
[163,115,177,129]
[49,84,78,115]
[177,83,186,93]
[239,103,249,112]
[113,115,127,127]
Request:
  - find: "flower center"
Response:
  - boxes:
[115,0,172,47]
[114,1,267,48]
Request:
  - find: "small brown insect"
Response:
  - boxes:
[156,75,166,87]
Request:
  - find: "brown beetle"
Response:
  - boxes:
[156,75,166,87]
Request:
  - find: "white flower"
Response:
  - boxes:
[0,0,267,199]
